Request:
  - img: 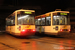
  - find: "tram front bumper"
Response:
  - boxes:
[44,31,70,36]
[20,32,35,36]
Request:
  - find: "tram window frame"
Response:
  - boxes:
[46,16,51,26]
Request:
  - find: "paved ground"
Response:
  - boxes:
[0,33,75,50]
[60,33,75,39]
[0,43,15,50]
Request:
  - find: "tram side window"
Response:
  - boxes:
[38,18,41,25]
[46,16,51,25]
[10,16,15,25]
[6,19,11,26]
[41,18,45,25]
[53,16,59,25]
[35,19,38,25]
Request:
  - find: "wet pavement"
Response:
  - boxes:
[0,33,75,50]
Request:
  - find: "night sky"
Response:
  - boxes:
[2,0,74,12]
[0,0,74,14]
[0,0,74,30]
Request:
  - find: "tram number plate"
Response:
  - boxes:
[63,29,67,31]
[28,29,30,31]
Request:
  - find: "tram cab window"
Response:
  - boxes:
[46,16,51,25]
[53,15,68,25]
[28,17,34,25]
[18,14,34,25]
[60,16,66,25]
[41,18,45,25]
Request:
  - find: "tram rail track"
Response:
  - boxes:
[0,42,20,50]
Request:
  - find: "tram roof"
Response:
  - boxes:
[15,9,35,12]
[46,11,69,13]
[6,9,35,18]
[35,10,69,19]
[36,11,69,16]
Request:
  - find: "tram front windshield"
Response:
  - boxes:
[53,15,69,25]
[17,11,34,25]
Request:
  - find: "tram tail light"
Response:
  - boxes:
[69,29,71,31]
[21,29,27,32]
[22,29,26,31]
[21,29,27,36]
[32,29,35,32]
[60,29,63,31]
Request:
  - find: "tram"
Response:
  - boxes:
[6,9,35,36]
[35,9,71,36]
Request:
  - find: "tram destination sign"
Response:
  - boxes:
[57,13,68,15]
[17,11,35,15]
[24,12,32,14]
[60,13,67,15]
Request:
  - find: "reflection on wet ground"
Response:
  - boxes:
[20,40,75,50]
[0,33,75,50]
[21,41,37,50]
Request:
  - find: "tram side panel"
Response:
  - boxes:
[36,26,45,33]
[36,25,70,35]
[6,26,11,33]
[10,26,15,35]
[36,26,58,35]
[44,26,58,35]
[44,25,70,35]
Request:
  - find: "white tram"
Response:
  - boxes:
[35,9,71,36]
[6,9,35,36]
